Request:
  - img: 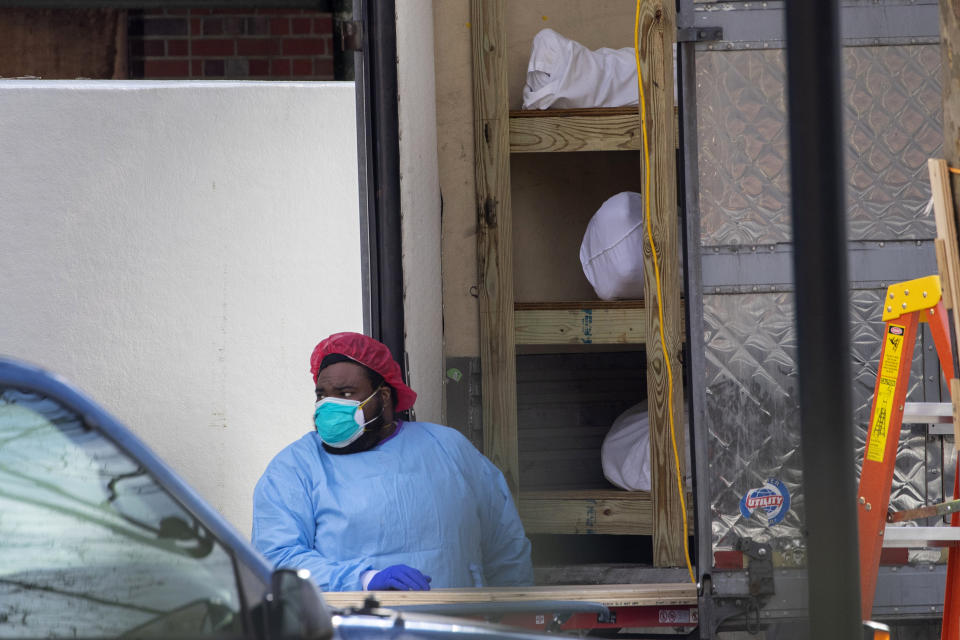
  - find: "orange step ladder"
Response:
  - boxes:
[858,275,960,636]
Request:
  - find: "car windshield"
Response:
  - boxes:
[0,387,244,638]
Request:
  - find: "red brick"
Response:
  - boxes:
[313,16,333,35]
[292,17,311,35]
[257,8,303,14]
[246,16,270,35]
[314,57,334,79]
[191,39,235,56]
[222,16,245,35]
[167,39,188,56]
[211,8,249,15]
[141,17,187,36]
[191,59,202,77]
[292,58,312,76]
[271,58,291,76]
[237,38,278,56]
[190,18,202,34]
[143,59,189,78]
[282,37,324,56]
[202,18,223,35]
[129,38,165,57]
[189,8,213,15]
[204,59,226,76]
[248,59,270,76]
[270,18,289,36]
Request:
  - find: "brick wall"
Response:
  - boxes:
[129,8,334,80]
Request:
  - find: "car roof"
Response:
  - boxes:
[0,356,274,585]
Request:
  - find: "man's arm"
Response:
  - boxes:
[252,466,373,591]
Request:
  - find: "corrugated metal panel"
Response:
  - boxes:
[697,45,940,247]
[696,35,942,556]
[704,290,929,552]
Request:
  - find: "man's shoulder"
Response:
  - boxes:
[403,421,489,462]
[264,432,324,471]
[405,421,472,446]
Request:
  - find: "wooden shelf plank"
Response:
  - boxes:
[322,583,698,609]
[515,305,647,345]
[510,109,642,153]
[508,107,679,153]
[519,490,654,535]
[513,301,685,346]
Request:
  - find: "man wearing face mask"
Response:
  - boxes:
[251,332,533,592]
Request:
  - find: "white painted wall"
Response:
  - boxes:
[0,80,362,537]
[396,2,444,423]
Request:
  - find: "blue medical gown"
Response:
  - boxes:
[252,421,533,591]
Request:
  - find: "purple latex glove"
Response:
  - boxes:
[367,565,432,591]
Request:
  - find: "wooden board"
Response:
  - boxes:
[472,0,519,496]
[636,0,687,568]
[929,159,960,345]
[520,489,652,535]
[514,301,687,345]
[509,107,680,153]
[519,489,694,535]
[515,305,646,345]
[321,583,698,610]
[510,109,643,153]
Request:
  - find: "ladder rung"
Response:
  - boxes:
[903,402,953,425]
[904,402,956,435]
[882,526,960,547]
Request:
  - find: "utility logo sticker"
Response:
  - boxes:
[866,323,906,463]
[740,478,791,526]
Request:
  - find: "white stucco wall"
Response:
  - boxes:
[396,2,444,423]
[0,80,362,536]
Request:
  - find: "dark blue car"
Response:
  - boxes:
[0,358,554,640]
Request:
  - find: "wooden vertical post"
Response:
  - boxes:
[638,0,687,566]
[470,0,519,496]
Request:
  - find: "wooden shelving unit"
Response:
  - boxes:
[472,0,686,566]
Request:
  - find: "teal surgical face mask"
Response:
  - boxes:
[314,386,383,448]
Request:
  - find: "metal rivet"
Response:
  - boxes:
[887,306,893,313]
[889,292,895,299]
[904,289,910,295]
[902,302,908,309]
[859,497,866,504]
[865,503,872,511]
[923,291,928,298]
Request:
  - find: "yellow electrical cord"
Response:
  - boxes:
[634,1,695,584]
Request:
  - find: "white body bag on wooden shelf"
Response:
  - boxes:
[602,400,691,492]
[580,191,647,301]
[521,28,639,110]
